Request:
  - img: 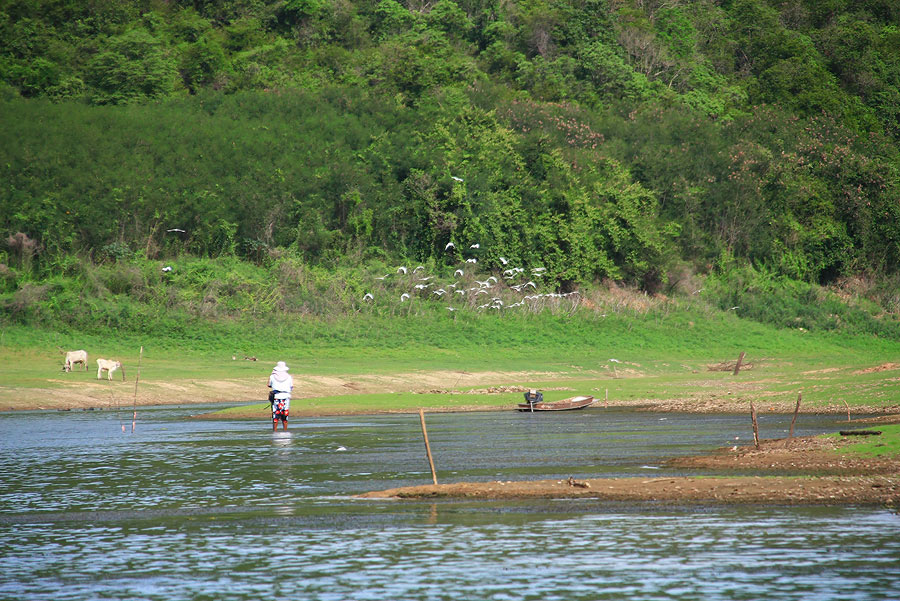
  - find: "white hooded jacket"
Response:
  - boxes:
[269,370,293,400]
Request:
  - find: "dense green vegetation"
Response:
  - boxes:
[2,0,900,339]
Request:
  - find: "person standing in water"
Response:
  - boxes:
[268,361,293,431]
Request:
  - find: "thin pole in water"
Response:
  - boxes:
[132,346,143,433]
[419,408,438,485]
[109,377,124,433]
[750,401,760,449]
[790,392,801,438]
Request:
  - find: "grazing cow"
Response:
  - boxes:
[63,350,88,372]
[96,358,125,381]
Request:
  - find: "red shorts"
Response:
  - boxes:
[272,399,290,422]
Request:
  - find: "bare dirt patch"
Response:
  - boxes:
[853,362,900,375]
[415,385,575,395]
[0,369,578,412]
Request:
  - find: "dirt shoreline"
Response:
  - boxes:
[6,367,900,416]
[359,434,900,506]
[358,474,900,506]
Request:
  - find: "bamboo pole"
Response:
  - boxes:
[419,408,437,485]
[733,351,746,376]
[750,401,760,449]
[131,346,143,434]
[789,392,801,438]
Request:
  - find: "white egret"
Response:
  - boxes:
[397,266,408,274]
[362,293,374,301]
[466,258,477,264]
[454,269,464,277]
[400,293,410,302]
[445,242,455,250]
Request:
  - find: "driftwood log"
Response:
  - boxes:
[839,430,882,436]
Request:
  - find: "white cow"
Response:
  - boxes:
[63,350,88,372]
[96,359,125,381]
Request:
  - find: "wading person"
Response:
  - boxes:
[268,361,293,431]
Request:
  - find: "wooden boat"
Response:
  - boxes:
[517,395,595,412]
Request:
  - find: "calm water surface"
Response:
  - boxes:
[1,405,898,600]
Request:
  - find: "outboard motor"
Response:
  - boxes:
[523,389,543,405]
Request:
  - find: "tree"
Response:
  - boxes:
[86,29,178,104]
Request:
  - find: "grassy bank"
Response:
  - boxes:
[829,425,900,458]
[3,299,899,414]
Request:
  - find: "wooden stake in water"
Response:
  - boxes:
[789,392,801,438]
[419,408,438,485]
[132,346,143,433]
[750,401,760,449]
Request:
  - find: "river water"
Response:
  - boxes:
[1,406,898,600]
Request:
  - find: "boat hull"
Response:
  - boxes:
[517,395,595,412]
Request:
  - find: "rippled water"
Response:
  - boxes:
[1,406,898,600]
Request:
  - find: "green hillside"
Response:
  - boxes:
[2,0,899,339]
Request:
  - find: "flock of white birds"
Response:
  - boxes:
[360,243,580,312]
